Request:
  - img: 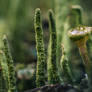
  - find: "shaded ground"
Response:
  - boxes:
[24,84,80,92]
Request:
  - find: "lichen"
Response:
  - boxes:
[34,8,45,87]
[0,50,9,92]
[3,35,16,92]
[68,26,92,41]
[68,26,92,91]
[47,10,59,84]
[60,44,73,84]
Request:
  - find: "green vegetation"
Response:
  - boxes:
[60,44,73,84]
[34,8,45,87]
[0,35,16,92]
[3,35,16,92]
[0,50,8,92]
[47,10,59,84]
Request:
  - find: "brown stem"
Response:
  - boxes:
[77,41,92,89]
[78,44,92,74]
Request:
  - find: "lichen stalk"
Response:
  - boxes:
[0,68,6,92]
[3,35,16,92]
[77,40,92,92]
[47,10,59,84]
[0,50,9,92]
[77,40,91,72]
[34,8,45,87]
[69,5,82,28]
[0,69,2,92]
[60,44,73,84]
[77,39,92,84]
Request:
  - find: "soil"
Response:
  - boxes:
[24,84,79,92]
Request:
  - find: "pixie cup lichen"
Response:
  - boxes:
[68,26,92,90]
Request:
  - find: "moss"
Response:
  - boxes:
[3,35,16,92]
[47,10,59,84]
[34,8,45,87]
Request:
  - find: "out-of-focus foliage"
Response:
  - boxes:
[0,0,53,64]
[80,0,92,25]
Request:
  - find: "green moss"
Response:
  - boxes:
[3,35,16,92]
[34,8,45,87]
[47,10,59,84]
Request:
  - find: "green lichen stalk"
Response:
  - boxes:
[3,35,16,92]
[47,10,59,84]
[0,69,3,92]
[0,68,7,92]
[69,5,82,28]
[34,8,45,87]
[0,50,9,92]
[60,44,73,84]
[78,40,92,92]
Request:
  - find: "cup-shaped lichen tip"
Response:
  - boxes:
[68,26,92,41]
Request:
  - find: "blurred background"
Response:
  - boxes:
[0,0,92,92]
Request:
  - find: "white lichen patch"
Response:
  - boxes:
[68,27,92,38]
